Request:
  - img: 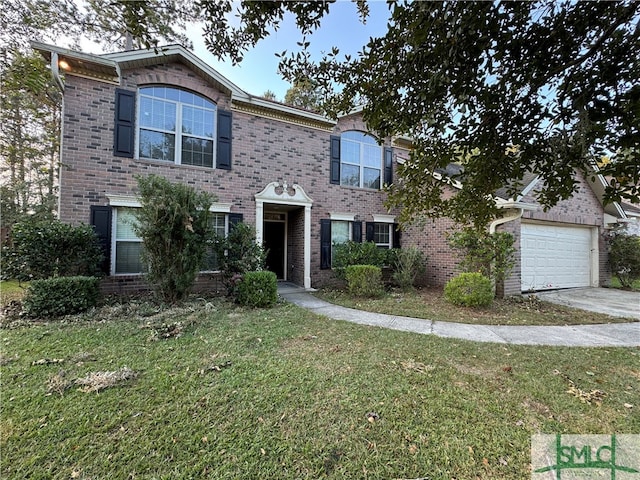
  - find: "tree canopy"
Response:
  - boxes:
[199,0,639,226]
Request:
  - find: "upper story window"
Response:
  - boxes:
[340,131,382,189]
[138,86,216,168]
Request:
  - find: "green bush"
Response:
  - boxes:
[608,231,640,288]
[332,241,387,279]
[213,222,267,296]
[391,247,427,290]
[345,265,384,297]
[444,272,493,307]
[236,271,277,308]
[2,220,103,281]
[23,276,100,317]
[134,175,215,303]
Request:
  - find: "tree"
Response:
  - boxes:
[134,175,215,303]
[284,79,323,111]
[262,90,278,101]
[195,1,638,227]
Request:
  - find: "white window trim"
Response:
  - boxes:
[136,87,217,168]
[373,223,393,249]
[372,214,396,223]
[107,194,232,213]
[329,212,356,222]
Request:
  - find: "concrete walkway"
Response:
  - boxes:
[277,284,640,347]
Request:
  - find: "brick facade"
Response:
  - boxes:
[49,44,610,295]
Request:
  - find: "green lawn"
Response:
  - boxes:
[1,298,638,479]
[315,287,637,326]
[0,280,29,305]
[609,276,640,291]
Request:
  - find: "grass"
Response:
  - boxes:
[1,297,638,479]
[315,287,638,326]
[609,276,640,291]
[0,280,29,305]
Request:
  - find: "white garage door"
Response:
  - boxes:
[521,223,593,291]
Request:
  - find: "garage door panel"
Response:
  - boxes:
[521,223,592,291]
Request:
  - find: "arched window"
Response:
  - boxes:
[138,86,216,168]
[339,131,382,189]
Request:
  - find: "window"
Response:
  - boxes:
[112,208,228,275]
[373,223,392,249]
[138,86,216,168]
[114,208,144,274]
[340,131,382,189]
[331,220,351,265]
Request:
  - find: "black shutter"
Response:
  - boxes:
[365,222,375,242]
[320,219,331,270]
[384,147,393,186]
[114,89,136,158]
[90,205,112,274]
[352,221,362,243]
[330,135,341,185]
[216,109,232,170]
[393,223,401,248]
[228,213,243,229]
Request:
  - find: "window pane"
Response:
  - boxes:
[139,129,175,161]
[363,167,381,190]
[115,242,144,273]
[201,249,219,271]
[139,96,176,131]
[341,164,360,187]
[182,105,215,138]
[331,221,349,245]
[341,139,360,165]
[181,137,213,168]
[363,143,381,168]
[209,213,226,237]
[116,209,139,240]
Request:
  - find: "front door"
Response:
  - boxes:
[264,221,285,279]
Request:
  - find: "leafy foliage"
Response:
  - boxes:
[22,275,100,317]
[344,265,384,298]
[197,1,639,226]
[448,228,516,289]
[134,175,215,303]
[391,247,427,291]
[2,219,103,281]
[607,228,640,288]
[444,273,493,308]
[284,79,324,111]
[236,271,277,308]
[332,241,389,279]
[213,222,266,296]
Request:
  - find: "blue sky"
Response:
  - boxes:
[191,1,391,100]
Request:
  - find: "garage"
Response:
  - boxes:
[520,223,595,292]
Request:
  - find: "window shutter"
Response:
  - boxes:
[384,147,393,186]
[393,223,401,248]
[330,135,341,185]
[320,219,331,270]
[114,89,136,158]
[365,222,375,242]
[90,205,112,274]
[216,109,232,170]
[352,221,362,243]
[228,213,243,229]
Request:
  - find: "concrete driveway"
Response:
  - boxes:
[534,287,640,320]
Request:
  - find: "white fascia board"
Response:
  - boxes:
[495,200,539,211]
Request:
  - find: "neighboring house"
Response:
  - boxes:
[33,42,616,296]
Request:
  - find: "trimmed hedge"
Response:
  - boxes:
[236,271,277,308]
[345,265,384,297]
[23,276,100,317]
[444,272,493,307]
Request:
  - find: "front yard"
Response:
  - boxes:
[1,297,638,479]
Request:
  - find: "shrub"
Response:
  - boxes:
[213,222,266,296]
[23,276,100,317]
[444,272,493,307]
[391,247,427,290]
[134,175,215,303]
[2,220,103,281]
[607,230,640,288]
[236,271,277,308]
[332,241,386,279]
[448,227,515,291]
[345,265,384,297]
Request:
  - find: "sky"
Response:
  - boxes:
[190,1,391,100]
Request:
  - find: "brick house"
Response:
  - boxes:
[33,42,617,296]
